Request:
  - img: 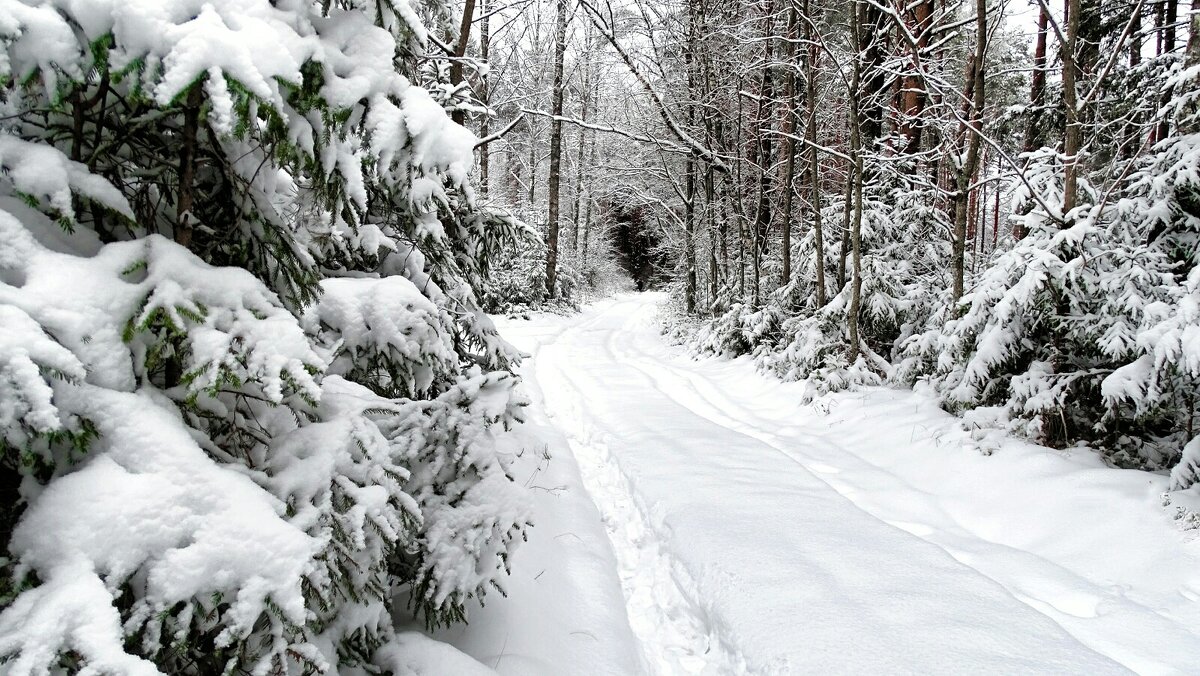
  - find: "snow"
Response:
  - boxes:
[306,276,457,395]
[446,293,1200,674]
[0,304,85,440]
[401,85,478,187]
[1,385,320,673]
[0,559,161,676]
[0,136,134,222]
[375,632,498,676]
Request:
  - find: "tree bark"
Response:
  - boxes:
[478,0,491,198]
[581,133,598,264]
[707,164,719,307]
[571,23,593,250]
[176,84,203,252]
[1061,0,1082,216]
[1182,0,1200,133]
[545,0,569,296]
[1130,0,1143,67]
[951,0,987,301]
[685,155,698,313]
[804,0,826,306]
[1189,0,1200,64]
[901,0,933,154]
[683,0,700,312]
[780,0,798,286]
[1024,4,1049,155]
[1153,0,1178,142]
[450,0,477,126]
[847,0,866,362]
[838,173,852,291]
[751,0,776,306]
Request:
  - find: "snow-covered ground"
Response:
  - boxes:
[441,292,1200,674]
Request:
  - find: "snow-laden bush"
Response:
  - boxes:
[899,137,1200,472]
[690,161,951,398]
[479,233,581,313]
[1108,125,1200,476]
[479,218,631,314]
[689,294,783,357]
[757,288,888,401]
[0,0,531,672]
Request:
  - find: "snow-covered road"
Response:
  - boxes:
[445,293,1200,674]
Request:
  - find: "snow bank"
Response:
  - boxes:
[421,310,645,676]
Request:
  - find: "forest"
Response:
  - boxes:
[483,0,1200,478]
[0,0,1198,673]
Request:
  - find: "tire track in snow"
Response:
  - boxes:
[605,300,1187,672]
[533,305,748,676]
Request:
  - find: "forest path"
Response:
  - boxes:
[523,292,1194,675]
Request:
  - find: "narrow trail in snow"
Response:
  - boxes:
[521,293,1190,674]
[534,307,746,675]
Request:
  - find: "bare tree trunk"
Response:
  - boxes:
[1166,0,1179,52]
[750,0,776,306]
[838,175,852,291]
[478,0,491,198]
[528,133,538,207]
[734,83,747,297]
[707,165,719,306]
[683,0,700,312]
[450,0,477,126]
[582,194,593,264]
[804,0,826,306]
[570,123,587,252]
[847,147,864,361]
[527,5,546,210]
[738,205,747,297]
[685,156,698,313]
[992,157,1002,247]
[1061,0,1082,215]
[1189,0,1200,63]
[715,166,724,288]
[951,0,987,301]
[847,0,866,362]
[581,139,597,267]
[580,115,599,264]
[1024,4,1049,155]
[780,0,798,286]
[1151,0,1178,143]
[1182,0,1200,134]
[571,24,593,250]
[545,0,569,296]
[1130,0,1143,67]
[901,0,933,154]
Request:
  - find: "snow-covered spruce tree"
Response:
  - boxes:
[477,194,631,315]
[1110,65,1200,480]
[0,1,530,673]
[757,159,951,398]
[894,149,1108,445]
[892,0,1200,469]
[898,113,1199,470]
